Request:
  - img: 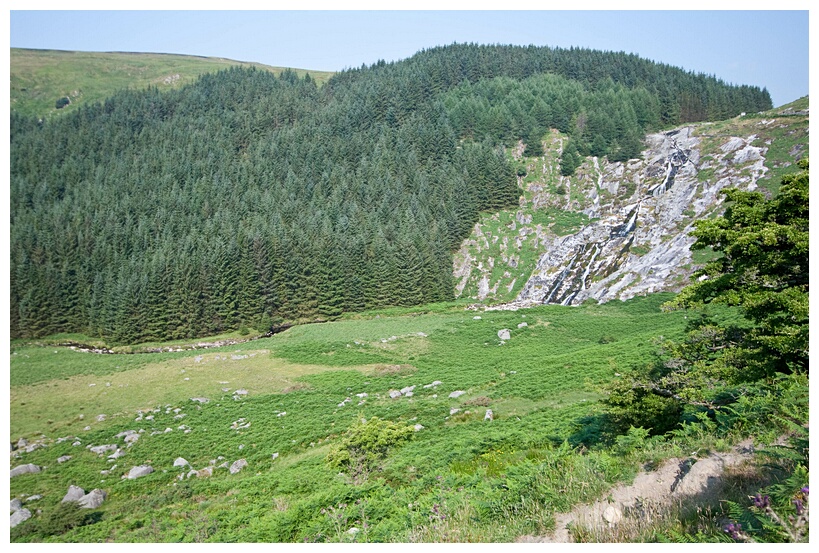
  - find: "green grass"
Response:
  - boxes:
[11,293,696,542]
[11,48,335,119]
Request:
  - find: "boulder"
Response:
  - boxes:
[190,397,209,404]
[413,424,424,432]
[10,508,31,528]
[497,329,511,340]
[448,390,466,399]
[484,409,494,422]
[62,485,85,503]
[195,467,213,478]
[125,465,154,480]
[389,390,402,399]
[89,444,117,455]
[400,385,416,395]
[57,455,72,464]
[229,459,248,474]
[173,457,189,468]
[10,464,41,478]
[78,489,107,509]
[10,498,23,512]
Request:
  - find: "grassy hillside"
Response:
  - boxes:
[10,48,335,119]
[9,296,688,541]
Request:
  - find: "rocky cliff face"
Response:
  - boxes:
[455,108,808,308]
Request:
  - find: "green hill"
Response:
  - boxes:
[10,48,335,119]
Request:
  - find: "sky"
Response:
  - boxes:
[5,5,813,108]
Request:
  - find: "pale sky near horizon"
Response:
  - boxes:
[5,6,813,109]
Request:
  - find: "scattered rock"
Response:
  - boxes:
[400,385,416,395]
[10,464,41,478]
[473,316,482,320]
[498,329,511,340]
[602,505,622,525]
[96,414,106,422]
[484,409,494,421]
[57,455,72,464]
[347,527,360,535]
[190,397,209,404]
[449,391,466,399]
[62,485,86,503]
[450,408,460,415]
[414,424,424,432]
[277,412,287,417]
[173,457,189,468]
[517,322,528,329]
[11,498,23,512]
[89,444,118,455]
[108,449,125,460]
[271,453,279,460]
[356,393,368,398]
[10,508,31,528]
[78,489,106,509]
[389,390,402,399]
[25,495,42,503]
[124,465,153,480]
[229,459,248,474]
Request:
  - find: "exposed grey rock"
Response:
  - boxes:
[602,505,622,525]
[229,459,248,474]
[517,322,528,328]
[25,495,42,503]
[124,434,140,445]
[10,464,40,478]
[400,385,416,395]
[497,329,511,340]
[57,455,72,464]
[10,508,31,528]
[271,453,279,460]
[448,390,466,399]
[484,409,494,421]
[11,498,23,512]
[355,393,368,398]
[90,444,117,455]
[173,457,189,468]
[190,397,209,404]
[16,438,28,449]
[78,489,106,509]
[62,485,85,503]
[125,465,153,480]
[389,390,402,399]
[115,430,138,439]
[450,408,460,415]
[108,449,125,460]
[413,424,424,432]
[194,467,213,478]
[404,391,414,397]
[96,414,106,422]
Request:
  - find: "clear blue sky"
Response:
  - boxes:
[8,7,811,107]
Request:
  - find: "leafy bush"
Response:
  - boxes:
[327,417,414,481]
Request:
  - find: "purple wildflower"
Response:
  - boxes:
[793,498,804,516]
[801,486,809,496]
[752,494,771,509]
[723,522,743,540]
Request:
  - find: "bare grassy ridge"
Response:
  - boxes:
[10,48,335,119]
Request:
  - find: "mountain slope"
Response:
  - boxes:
[10,48,335,119]
[454,99,809,307]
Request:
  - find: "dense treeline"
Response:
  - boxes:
[10,44,772,342]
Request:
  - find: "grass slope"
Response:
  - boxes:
[10,48,335,119]
[11,294,697,542]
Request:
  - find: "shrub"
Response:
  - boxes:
[55,97,70,109]
[327,417,414,481]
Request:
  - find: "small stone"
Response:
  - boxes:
[57,455,72,464]
[10,498,23,512]
[448,391,466,399]
[497,329,511,340]
[413,424,424,431]
[484,409,494,422]
[10,508,31,528]
[473,316,482,320]
[229,459,248,474]
[271,453,279,460]
[603,505,622,525]
[450,408,460,415]
[10,464,41,478]
[389,390,402,399]
[125,465,153,480]
[517,322,528,328]
[62,485,85,503]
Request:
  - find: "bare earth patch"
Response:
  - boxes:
[517,439,756,542]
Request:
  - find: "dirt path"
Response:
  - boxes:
[517,440,756,542]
